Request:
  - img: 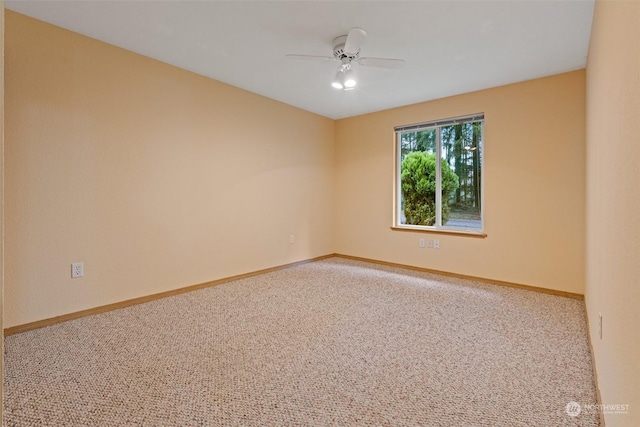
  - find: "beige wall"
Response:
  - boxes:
[334,71,586,294]
[1,0,5,418]
[4,12,588,326]
[4,11,335,328]
[6,3,640,425]
[586,1,640,426]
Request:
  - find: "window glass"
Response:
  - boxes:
[396,115,483,232]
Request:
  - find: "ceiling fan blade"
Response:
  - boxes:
[286,54,335,62]
[356,57,406,69]
[344,27,367,56]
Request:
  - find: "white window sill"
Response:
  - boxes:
[390,225,487,238]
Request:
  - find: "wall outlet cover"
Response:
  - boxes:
[71,262,84,278]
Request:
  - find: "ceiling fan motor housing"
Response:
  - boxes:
[332,35,359,60]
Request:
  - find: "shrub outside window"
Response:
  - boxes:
[395,114,484,233]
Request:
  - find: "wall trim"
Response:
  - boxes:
[5,252,584,336]
[583,296,606,426]
[4,254,335,336]
[334,253,584,300]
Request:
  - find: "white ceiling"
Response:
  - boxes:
[6,1,594,120]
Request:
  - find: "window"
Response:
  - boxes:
[394,113,484,233]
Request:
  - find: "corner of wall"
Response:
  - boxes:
[585,1,640,425]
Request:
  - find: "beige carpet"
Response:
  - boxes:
[4,257,600,426]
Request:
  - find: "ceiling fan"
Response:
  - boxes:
[286,27,406,91]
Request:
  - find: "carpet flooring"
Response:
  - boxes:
[4,257,600,426]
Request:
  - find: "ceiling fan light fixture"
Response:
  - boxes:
[332,66,356,90]
[343,68,357,88]
[331,70,345,89]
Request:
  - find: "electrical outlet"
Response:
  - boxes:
[427,239,433,248]
[419,238,425,248]
[71,262,84,278]
[434,239,440,249]
[599,312,602,339]
[289,235,295,244]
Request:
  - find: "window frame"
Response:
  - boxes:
[392,113,486,237]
